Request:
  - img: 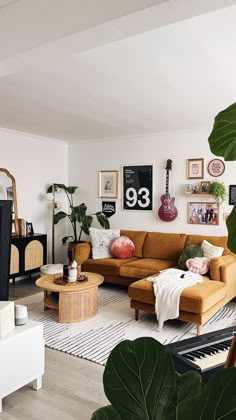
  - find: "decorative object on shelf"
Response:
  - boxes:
[102,201,116,218]
[158,159,177,221]
[187,158,204,179]
[18,218,26,236]
[0,168,19,235]
[184,184,193,194]
[14,304,28,326]
[192,185,199,194]
[188,202,219,225]
[209,181,227,203]
[200,181,211,194]
[26,221,34,235]
[122,165,153,210]
[229,185,236,205]
[47,184,110,245]
[207,159,225,177]
[99,170,118,198]
[68,260,78,282]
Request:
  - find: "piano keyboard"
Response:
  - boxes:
[167,326,236,382]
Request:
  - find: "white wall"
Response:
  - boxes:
[0,128,68,264]
[68,128,236,238]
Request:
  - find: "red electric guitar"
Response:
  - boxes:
[158,159,178,222]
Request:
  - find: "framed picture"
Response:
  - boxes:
[200,181,211,194]
[188,202,219,225]
[26,221,34,235]
[122,165,153,210]
[207,159,225,177]
[229,185,236,205]
[187,158,204,179]
[99,170,118,198]
[185,184,193,194]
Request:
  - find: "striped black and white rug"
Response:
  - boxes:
[17,284,236,366]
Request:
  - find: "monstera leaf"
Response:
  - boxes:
[91,337,236,420]
[208,103,236,160]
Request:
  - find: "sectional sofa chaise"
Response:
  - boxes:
[74,230,236,335]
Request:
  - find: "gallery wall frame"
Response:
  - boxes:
[122,164,153,210]
[99,170,118,198]
[188,202,219,225]
[229,185,236,205]
[187,158,204,179]
[207,159,225,177]
[200,181,211,194]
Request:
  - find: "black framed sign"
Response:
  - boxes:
[229,185,236,205]
[122,165,153,210]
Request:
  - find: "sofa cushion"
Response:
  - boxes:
[178,245,203,270]
[82,257,138,276]
[120,230,147,258]
[89,228,120,259]
[128,277,226,314]
[201,240,224,261]
[142,232,187,261]
[186,235,230,255]
[120,258,176,279]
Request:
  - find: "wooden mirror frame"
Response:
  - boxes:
[0,168,19,235]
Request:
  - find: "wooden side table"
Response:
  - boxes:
[36,272,104,323]
[0,320,44,412]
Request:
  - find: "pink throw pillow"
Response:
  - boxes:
[111,236,135,259]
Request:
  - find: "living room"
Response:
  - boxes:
[1,1,236,419]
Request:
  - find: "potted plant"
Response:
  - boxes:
[91,336,236,419]
[208,102,236,253]
[47,184,110,247]
[209,180,227,203]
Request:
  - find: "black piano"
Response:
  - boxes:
[166,326,236,383]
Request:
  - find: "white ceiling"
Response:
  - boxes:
[1,0,236,143]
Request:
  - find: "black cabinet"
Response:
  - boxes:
[10,233,47,282]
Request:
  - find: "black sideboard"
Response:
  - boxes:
[10,233,47,283]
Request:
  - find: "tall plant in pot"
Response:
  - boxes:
[208,102,236,253]
[47,184,110,247]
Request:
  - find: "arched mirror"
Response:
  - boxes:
[0,168,19,235]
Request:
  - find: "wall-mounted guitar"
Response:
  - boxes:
[158,159,178,222]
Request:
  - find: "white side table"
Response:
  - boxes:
[0,320,44,412]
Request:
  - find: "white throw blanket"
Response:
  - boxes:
[147,268,203,329]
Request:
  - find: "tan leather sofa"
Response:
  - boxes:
[74,230,236,335]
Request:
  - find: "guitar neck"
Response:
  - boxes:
[166,170,169,196]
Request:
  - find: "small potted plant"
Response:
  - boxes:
[209,180,227,203]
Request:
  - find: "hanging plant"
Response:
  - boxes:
[210,181,227,203]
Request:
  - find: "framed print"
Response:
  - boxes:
[207,159,225,177]
[122,165,153,210]
[229,185,236,205]
[200,181,211,194]
[185,184,193,194]
[99,170,118,198]
[188,202,219,225]
[26,221,34,235]
[187,158,204,179]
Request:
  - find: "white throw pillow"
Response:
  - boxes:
[201,240,224,261]
[89,227,120,259]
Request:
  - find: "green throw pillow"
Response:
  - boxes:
[178,245,203,270]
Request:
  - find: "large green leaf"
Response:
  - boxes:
[165,371,204,420]
[96,213,110,229]
[226,205,236,253]
[74,203,87,223]
[103,337,176,420]
[178,367,236,420]
[81,215,93,235]
[208,103,236,160]
[91,405,122,419]
[53,211,67,224]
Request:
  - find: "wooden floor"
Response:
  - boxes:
[1,277,108,420]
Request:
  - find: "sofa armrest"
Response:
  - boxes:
[210,253,236,281]
[73,242,92,264]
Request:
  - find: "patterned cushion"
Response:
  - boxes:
[201,240,224,261]
[110,236,135,259]
[178,245,203,270]
[89,227,120,259]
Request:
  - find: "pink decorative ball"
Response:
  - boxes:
[111,236,135,259]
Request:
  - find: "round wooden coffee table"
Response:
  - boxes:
[35,272,104,323]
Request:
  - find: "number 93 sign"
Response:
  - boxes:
[122,165,153,210]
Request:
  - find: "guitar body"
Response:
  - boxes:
[158,159,178,222]
[158,194,178,222]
